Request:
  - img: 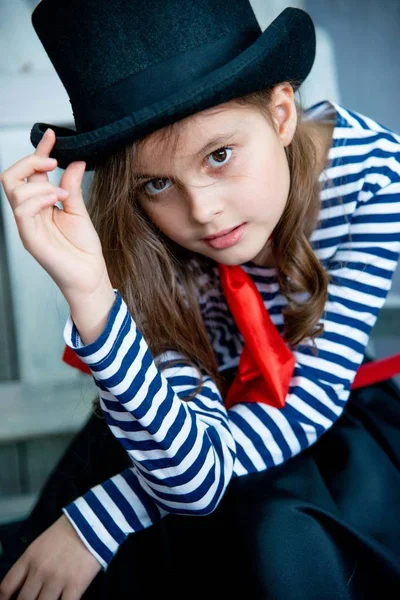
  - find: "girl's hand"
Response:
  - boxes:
[0,129,110,304]
[0,514,101,600]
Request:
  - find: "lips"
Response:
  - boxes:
[203,223,247,250]
[203,224,244,240]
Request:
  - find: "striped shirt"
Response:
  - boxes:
[62,100,400,569]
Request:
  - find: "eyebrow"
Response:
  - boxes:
[135,132,239,181]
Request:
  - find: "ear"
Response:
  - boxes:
[270,83,297,147]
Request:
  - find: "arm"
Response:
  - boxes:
[62,295,236,569]
[62,466,168,570]
[228,179,400,474]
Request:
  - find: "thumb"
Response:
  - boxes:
[58,161,88,216]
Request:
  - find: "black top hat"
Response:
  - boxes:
[30,0,316,171]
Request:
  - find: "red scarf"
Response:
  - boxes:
[62,264,400,406]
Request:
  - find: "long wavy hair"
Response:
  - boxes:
[88,82,331,412]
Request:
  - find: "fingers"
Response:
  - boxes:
[33,128,55,159]
[14,572,43,600]
[0,128,58,198]
[0,558,29,600]
[13,193,59,229]
[28,128,58,184]
[60,587,81,600]
[36,581,64,600]
[10,181,69,210]
[57,161,87,216]
[0,129,88,219]
[0,154,58,199]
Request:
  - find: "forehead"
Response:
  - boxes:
[134,103,256,171]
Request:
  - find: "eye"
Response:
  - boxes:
[143,177,173,196]
[207,146,233,168]
[141,146,233,197]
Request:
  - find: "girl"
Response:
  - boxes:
[1,1,400,599]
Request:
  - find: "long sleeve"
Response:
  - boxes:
[63,467,168,569]
[62,293,236,569]
[227,178,400,475]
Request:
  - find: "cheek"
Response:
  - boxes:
[263,143,289,193]
[241,147,290,218]
[272,150,290,208]
[145,204,187,240]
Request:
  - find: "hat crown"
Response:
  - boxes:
[30,3,316,170]
[32,0,261,131]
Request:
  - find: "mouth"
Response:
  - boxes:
[202,223,247,250]
[202,223,246,240]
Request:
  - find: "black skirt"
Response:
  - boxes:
[1,373,400,599]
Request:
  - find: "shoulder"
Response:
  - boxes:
[307,101,400,261]
[328,101,400,193]
[307,99,400,206]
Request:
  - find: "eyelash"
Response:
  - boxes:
[140,146,234,198]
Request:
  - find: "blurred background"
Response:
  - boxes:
[0,0,400,544]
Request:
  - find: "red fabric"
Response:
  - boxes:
[217,264,295,409]
[61,265,400,403]
[352,352,400,389]
[62,345,91,375]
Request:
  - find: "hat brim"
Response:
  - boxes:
[30,7,315,170]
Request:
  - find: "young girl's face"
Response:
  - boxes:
[136,84,297,266]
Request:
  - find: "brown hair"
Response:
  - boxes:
[88,83,330,412]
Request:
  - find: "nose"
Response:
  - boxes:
[185,181,224,224]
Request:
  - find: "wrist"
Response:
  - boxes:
[68,280,116,346]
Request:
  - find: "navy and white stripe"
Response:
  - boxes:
[62,304,236,569]
[62,100,400,569]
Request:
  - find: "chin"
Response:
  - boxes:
[213,247,260,266]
